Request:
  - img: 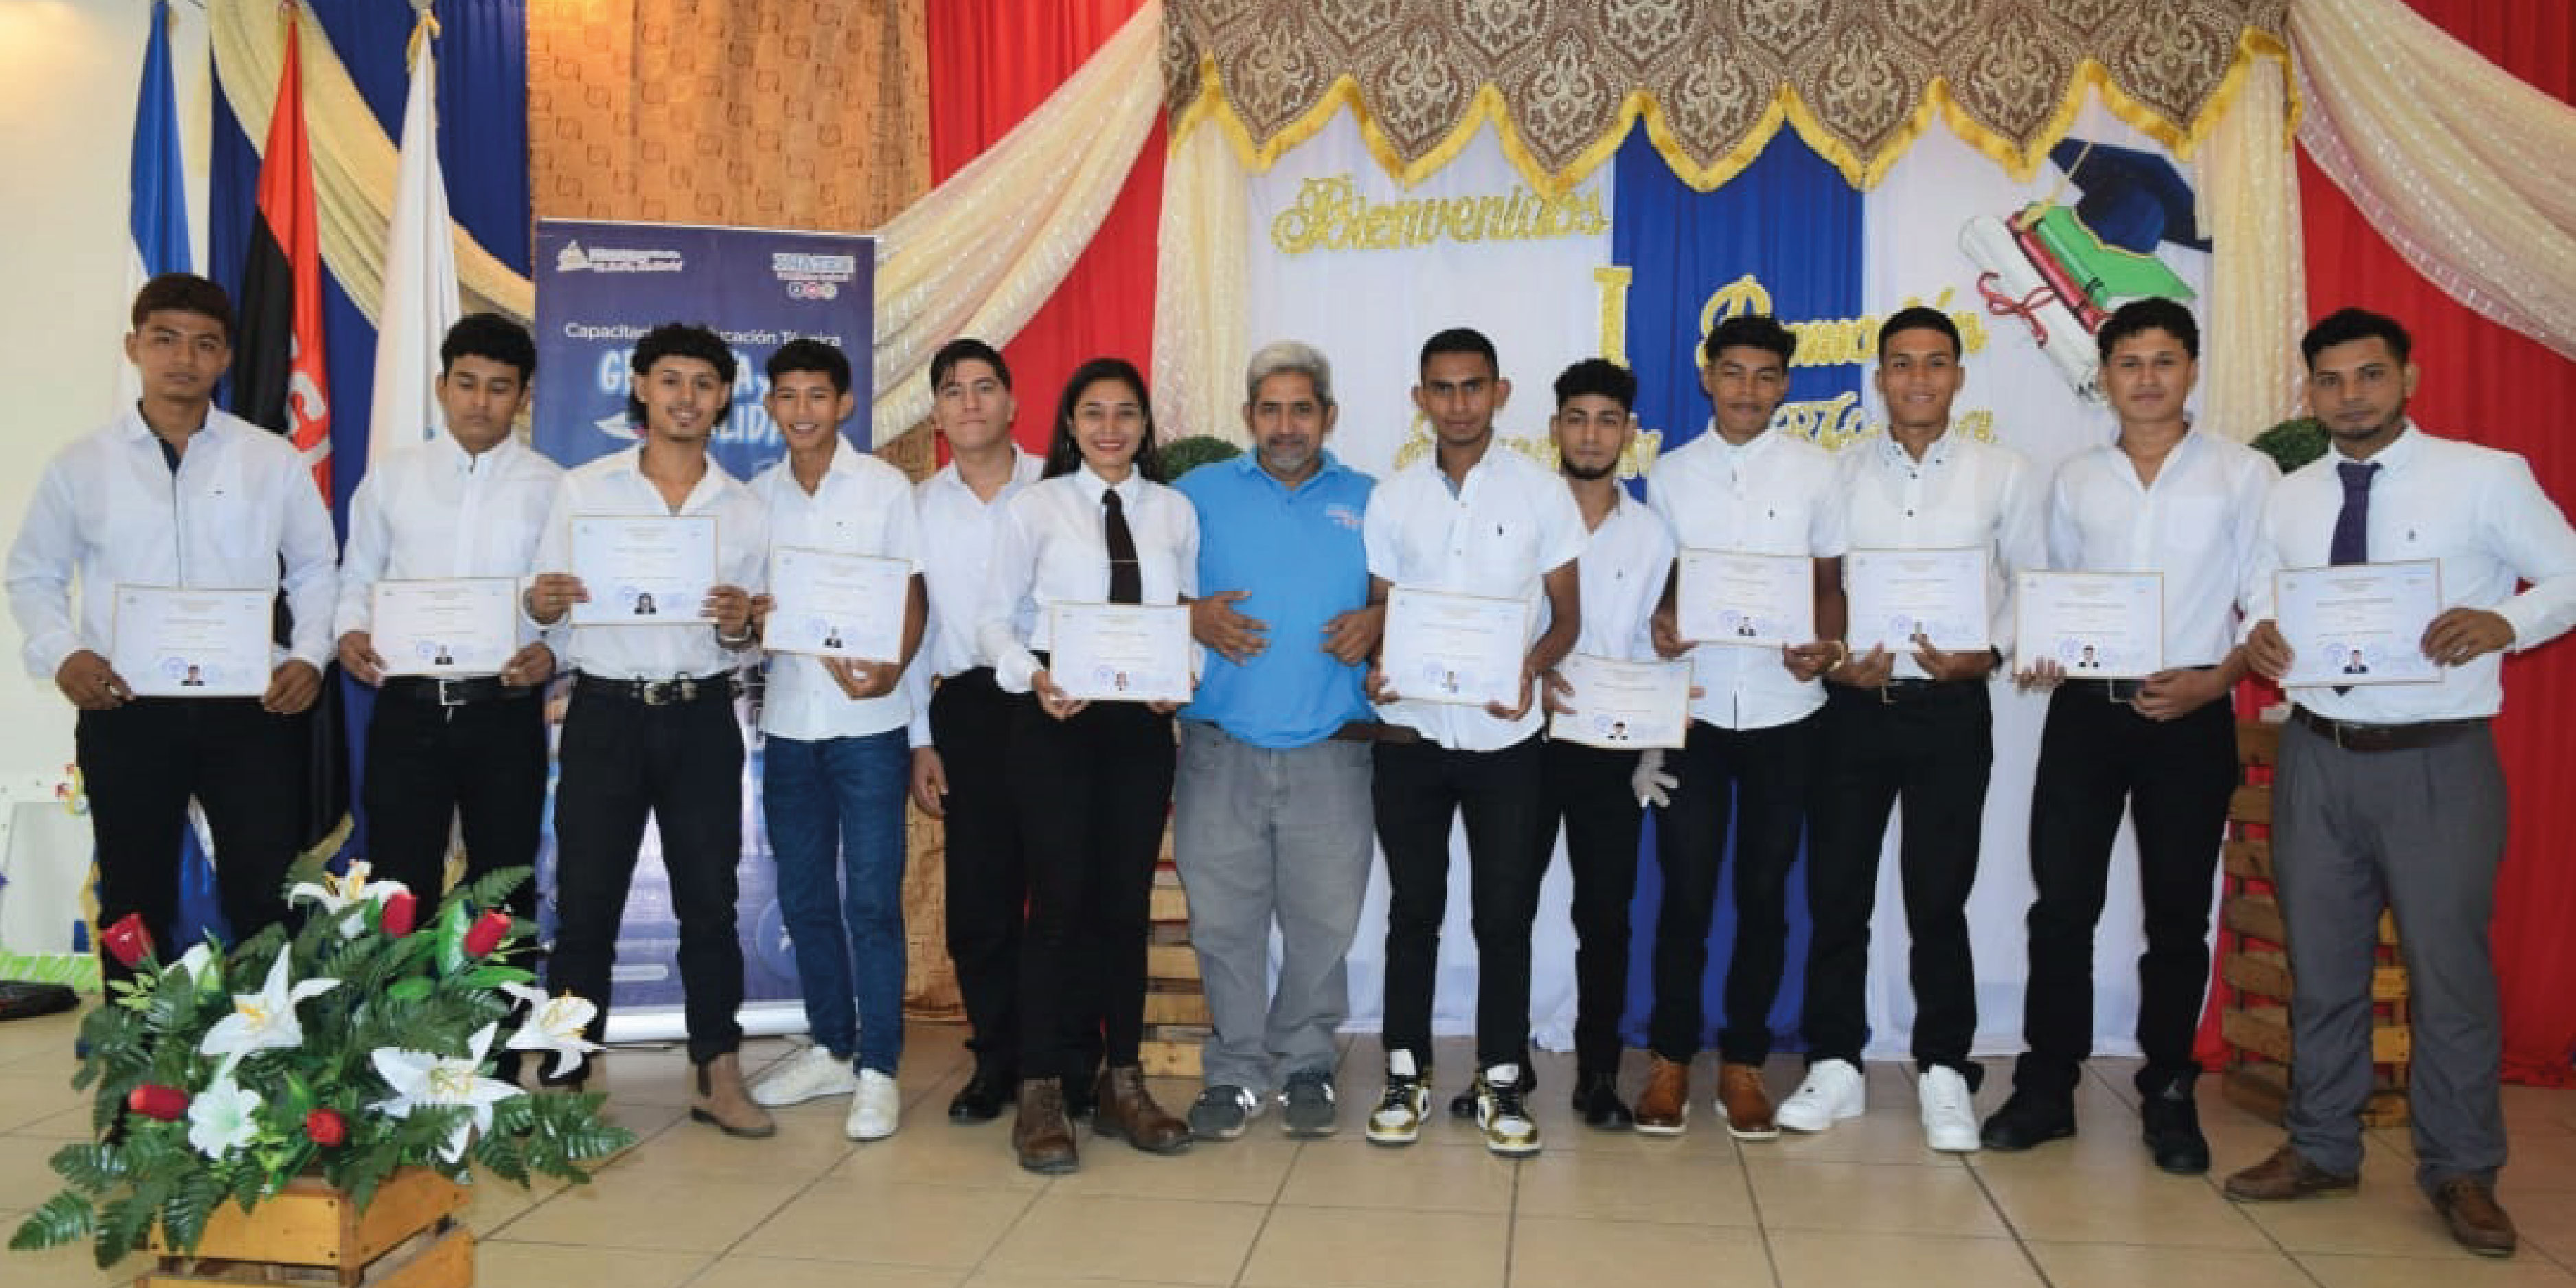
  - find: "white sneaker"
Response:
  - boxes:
[750,1045,860,1107]
[1776,1058,1867,1133]
[845,1069,899,1141]
[1917,1067,1979,1153]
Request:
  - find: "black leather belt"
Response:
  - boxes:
[2067,678,2146,703]
[573,672,736,707]
[2291,706,2487,753]
[1871,678,1983,706]
[380,675,536,708]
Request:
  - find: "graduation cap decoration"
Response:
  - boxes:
[2047,137,2212,255]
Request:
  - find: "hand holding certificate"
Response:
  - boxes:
[1380,586,1532,709]
[1676,549,1814,648]
[374,578,518,677]
[2275,560,2442,687]
[2016,571,2163,679]
[1847,548,1990,654]
[567,515,719,625]
[111,586,271,697]
[1048,603,1192,703]
[766,547,909,660]
[1549,653,1691,749]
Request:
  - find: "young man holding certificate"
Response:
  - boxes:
[1786,306,2044,1153]
[7,273,338,982]
[742,339,926,1140]
[1635,317,1847,1139]
[334,315,562,1080]
[1170,341,1378,1142]
[1531,359,1677,1133]
[1363,328,1585,1156]
[523,323,772,1136]
[2224,309,2576,1257]
[1982,300,2275,1172]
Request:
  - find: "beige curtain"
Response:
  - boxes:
[2197,54,2307,441]
[1151,119,1251,447]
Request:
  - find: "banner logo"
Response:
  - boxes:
[554,241,685,275]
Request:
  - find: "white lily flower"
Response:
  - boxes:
[174,942,218,987]
[371,1022,524,1161]
[185,1076,262,1159]
[499,983,602,1081]
[199,952,339,1076]
[286,861,411,938]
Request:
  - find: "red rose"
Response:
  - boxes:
[304,1107,347,1147]
[101,913,155,969]
[380,890,418,938]
[462,910,513,958]
[126,1085,190,1121]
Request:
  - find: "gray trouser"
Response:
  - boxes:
[2274,715,2507,1190]
[1172,720,1376,1094]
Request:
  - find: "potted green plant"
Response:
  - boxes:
[1156,434,1244,479]
[2250,415,2327,475]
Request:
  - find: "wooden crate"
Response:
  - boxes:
[141,1169,472,1287]
[2218,720,2412,1128]
[1139,855,1210,1079]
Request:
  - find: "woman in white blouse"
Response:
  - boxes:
[976,357,1199,1172]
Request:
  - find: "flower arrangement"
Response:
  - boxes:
[9,858,634,1268]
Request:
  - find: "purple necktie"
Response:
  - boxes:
[2329,460,2380,566]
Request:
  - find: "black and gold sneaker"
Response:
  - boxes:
[1474,1063,1541,1157]
[1365,1051,1431,1146]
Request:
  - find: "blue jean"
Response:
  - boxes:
[762,728,909,1074]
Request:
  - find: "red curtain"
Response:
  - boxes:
[924,0,1166,459]
[2301,0,2576,1085]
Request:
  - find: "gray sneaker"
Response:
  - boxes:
[1281,1069,1338,1138]
[1187,1084,1261,1140]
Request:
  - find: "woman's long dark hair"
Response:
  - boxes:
[1042,356,1164,483]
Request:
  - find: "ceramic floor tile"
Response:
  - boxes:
[692,1254,965,1287]
[498,1172,806,1253]
[1976,1161,2272,1247]
[0,1134,76,1212]
[739,1175,1033,1268]
[1746,1158,2010,1237]
[1238,1204,1509,1288]
[1766,1228,2043,1288]
[1276,1135,1517,1213]
[1507,1215,1771,1287]
[2022,1239,2319,1288]
[828,1119,1053,1190]
[472,1237,710,1287]
[2299,1252,2576,1287]
[2235,1184,2483,1258]
[981,1191,1266,1285]
[1049,1127,1298,1204]
[1508,1140,1758,1225]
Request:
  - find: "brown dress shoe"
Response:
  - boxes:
[1717,1062,1779,1140]
[2222,1145,2358,1202]
[1093,1065,1192,1154]
[1013,1079,1080,1173]
[2432,1179,2517,1257]
[689,1053,778,1139]
[1634,1055,1690,1136]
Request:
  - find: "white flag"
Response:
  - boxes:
[367,33,461,468]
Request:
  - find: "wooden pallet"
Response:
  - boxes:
[1139,858,1209,1079]
[141,1169,472,1287]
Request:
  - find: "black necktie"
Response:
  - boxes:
[2329,460,2379,693]
[1103,489,1141,604]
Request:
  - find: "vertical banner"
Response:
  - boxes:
[532,219,877,1042]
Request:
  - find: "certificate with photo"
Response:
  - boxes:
[567,514,719,626]
[1676,549,1814,647]
[2276,559,2443,688]
[111,586,270,697]
[766,547,909,660]
[1846,547,1990,654]
[2016,571,2163,679]
[1047,602,1192,703]
[373,578,518,677]
[1549,653,1691,750]
[1382,586,1532,709]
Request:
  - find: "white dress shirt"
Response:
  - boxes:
[1365,444,1588,750]
[751,441,924,741]
[2244,424,2576,722]
[8,407,338,677]
[531,447,770,681]
[1840,428,2045,680]
[1571,488,1674,663]
[1648,426,1849,728]
[977,465,1200,695]
[333,431,562,665]
[2046,428,2275,670]
[909,448,1042,746]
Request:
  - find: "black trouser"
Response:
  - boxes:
[1650,712,1819,1066]
[363,681,546,922]
[76,697,307,981]
[547,676,746,1067]
[928,668,1033,1077]
[1375,733,1548,1071]
[1007,695,1174,1082]
[1539,737,1643,1077]
[1802,681,1993,1081]
[2015,685,2235,1097]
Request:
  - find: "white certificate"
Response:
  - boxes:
[766,547,909,660]
[1382,586,1531,709]
[1549,653,1691,750]
[111,586,270,697]
[373,578,518,677]
[1047,603,1192,703]
[2016,571,2163,679]
[1676,549,1814,647]
[1846,547,1990,654]
[2276,560,2443,688]
[567,514,719,626]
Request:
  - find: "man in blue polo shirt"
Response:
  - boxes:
[1174,340,1380,1141]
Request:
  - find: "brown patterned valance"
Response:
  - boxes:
[1163,0,2290,191]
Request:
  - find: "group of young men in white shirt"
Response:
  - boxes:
[18,275,2571,1256]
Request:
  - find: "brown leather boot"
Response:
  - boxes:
[1093,1065,1192,1154]
[1716,1062,1778,1140]
[1012,1079,1079,1173]
[689,1053,777,1138]
[2222,1144,2358,1202]
[2431,1179,2517,1257]
[1634,1055,1690,1136]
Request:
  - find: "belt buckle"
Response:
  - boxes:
[435,678,466,708]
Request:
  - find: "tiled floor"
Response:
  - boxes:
[2,1008,2571,1287]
